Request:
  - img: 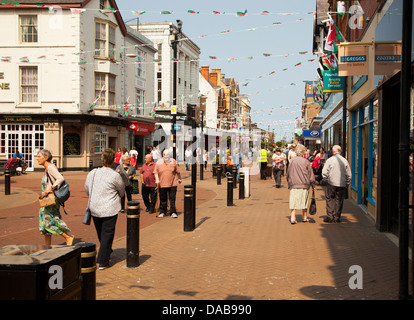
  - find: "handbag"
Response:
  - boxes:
[39,192,56,207]
[132,178,139,194]
[83,169,97,225]
[46,171,70,215]
[309,188,317,215]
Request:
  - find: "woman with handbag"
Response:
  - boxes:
[286,144,316,224]
[116,154,136,213]
[37,149,74,246]
[85,148,125,270]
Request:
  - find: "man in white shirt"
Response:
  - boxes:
[322,145,352,223]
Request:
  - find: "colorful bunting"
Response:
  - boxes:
[160,11,172,15]
[188,10,199,14]
[70,8,85,14]
[237,10,247,17]
[132,10,146,16]
[101,8,116,14]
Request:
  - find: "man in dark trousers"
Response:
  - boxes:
[321,145,352,223]
[140,154,157,214]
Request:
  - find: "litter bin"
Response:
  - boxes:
[0,244,82,300]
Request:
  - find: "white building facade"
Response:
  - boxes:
[0,0,156,169]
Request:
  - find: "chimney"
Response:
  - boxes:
[210,72,218,86]
[200,65,209,82]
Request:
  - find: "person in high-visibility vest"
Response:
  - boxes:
[258,147,268,180]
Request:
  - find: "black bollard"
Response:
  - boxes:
[184,185,195,232]
[4,169,10,195]
[232,166,237,189]
[217,165,222,185]
[126,200,140,268]
[227,175,234,206]
[200,163,204,180]
[239,172,245,200]
[89,160,93,171]
[76,242,96,300]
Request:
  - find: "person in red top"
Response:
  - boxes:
[154,149,182,218]
[140,154,157,214]
[114,148,122,165]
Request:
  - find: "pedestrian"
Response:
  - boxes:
[115,147,122,166]
[185,145,192,171]
[232,148,243,180]
[151,146,161,164]
[84,148,125,270]
[154,149,182,218]
[130,153,137,169]
[140,154,157,214]
[12,148,28,174]
[272,148,286,188]
[36,149,74,246]
[286,144,316,224]
[258,145,268,180]
[129,146,138,160]
[116,154,136,213]
[321,145,352,223]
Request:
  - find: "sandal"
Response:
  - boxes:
[302,218,309,222]
[290,219,297,224]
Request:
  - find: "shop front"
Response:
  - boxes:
[126,120,155,163]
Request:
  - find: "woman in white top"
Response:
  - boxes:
[85,148,125,270]
[272,148,286,188]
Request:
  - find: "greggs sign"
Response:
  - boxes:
[127,121,154,135]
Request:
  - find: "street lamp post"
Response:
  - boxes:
[171,20,183,160]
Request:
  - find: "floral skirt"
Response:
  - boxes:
[39,203,71,236]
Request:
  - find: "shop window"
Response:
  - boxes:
[94,132,107,154]
[63,133,81,155]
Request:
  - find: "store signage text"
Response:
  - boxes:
[0,72,10,90]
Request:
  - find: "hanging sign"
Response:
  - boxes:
[171,105,177,115]
[323,70,344,92]
[374,42,402,75]
[338,43,369,76]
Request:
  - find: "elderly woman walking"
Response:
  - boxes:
[116,154,136,213]
[37,149,74,245]
[85,148,125,270]
[286,144,316,224]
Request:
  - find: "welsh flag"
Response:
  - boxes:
[324,16,344,52]
[320,52,332,69]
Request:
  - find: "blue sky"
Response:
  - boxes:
[117,0,319,141]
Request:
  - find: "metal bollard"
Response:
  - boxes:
[126,200,140,268]
[89,160,93,171]
[200,163,204,180]
[227,175,234,206]
[4,169,10,195]
[184,185,195,232]
[239,172,245,200]
[232,166,237,189]
[76,242,96,300]
[217,165,222,185]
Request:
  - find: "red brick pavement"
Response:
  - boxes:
[0,166,400,300]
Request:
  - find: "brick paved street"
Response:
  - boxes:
[0,166,399,300]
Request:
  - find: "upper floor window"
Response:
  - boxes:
[95,21,116,60]
[99,0,106,10]
[95,73,116,107]
[20,66,38,103]
[135,49,146,78]
[20,16,38,43]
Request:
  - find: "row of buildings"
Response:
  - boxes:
[0,0,263,171]
[298,0,413,239]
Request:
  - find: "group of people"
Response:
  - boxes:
[36,146,181,270]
